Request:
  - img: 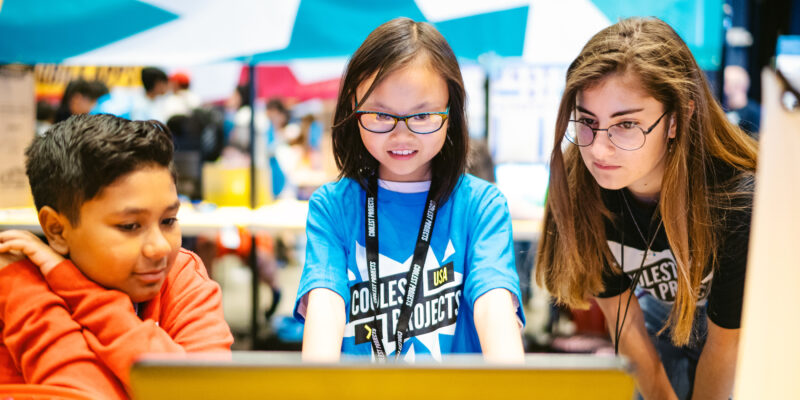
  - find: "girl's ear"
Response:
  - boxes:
[668,100,696,140]
[38,206,70,256]
[668,115,678,139]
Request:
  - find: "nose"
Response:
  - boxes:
[589,129,616,159]
[143,225,172,260]
[388,119,415,138]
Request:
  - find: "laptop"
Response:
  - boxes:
[130,351,635,400]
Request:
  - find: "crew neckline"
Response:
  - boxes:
[378,179,431,193]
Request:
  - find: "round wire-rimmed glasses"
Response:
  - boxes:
[565,111,669,151]
[355,107,449,134]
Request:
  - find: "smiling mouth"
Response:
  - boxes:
[389,150,417,156]
[134,269,167,283]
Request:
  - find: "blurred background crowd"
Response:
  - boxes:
[2,0,799,352]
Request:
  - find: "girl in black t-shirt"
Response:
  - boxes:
[535,18,757,399]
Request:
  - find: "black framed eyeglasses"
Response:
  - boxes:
[565,111,669,151]
[355,107,449,134]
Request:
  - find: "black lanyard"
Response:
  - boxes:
[614,190,663,355]
[364,176,438,361]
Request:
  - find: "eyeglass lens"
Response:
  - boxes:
[359,112,445,134]
[566,122,646,150]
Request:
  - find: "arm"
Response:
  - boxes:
[474,288,524,363]
[294,187,350,360]
[690,319,739,400]
[690,199,747,400]
[463,184,526,359]
[595,291,678,400]
[43,251,233,387]
[0,257,127,399]
[301,288,346,362]
[0,230,232,387]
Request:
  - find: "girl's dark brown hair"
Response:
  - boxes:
[331,17,468,203]
[535,17,758,345]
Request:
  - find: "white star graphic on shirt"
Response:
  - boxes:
[349,239,462,360]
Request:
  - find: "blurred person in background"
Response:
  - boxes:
[36,100,56,136]
[54,79,108,123]
[724,65,761,139]
[163,71,201,121]
[265,98,299,198]
[166,109,225,200]
[131,66,169,122]
[222,84,266,152]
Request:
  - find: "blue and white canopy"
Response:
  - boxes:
[1,0,722,68]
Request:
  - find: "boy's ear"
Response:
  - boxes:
[38,206,70,256]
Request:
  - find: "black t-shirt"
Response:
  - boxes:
[596,186,751,329]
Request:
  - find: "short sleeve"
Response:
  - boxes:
[706,206,751,329]
[293,187,350,322]
[463,186,526,325]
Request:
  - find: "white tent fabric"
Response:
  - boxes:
[64,0,299,65]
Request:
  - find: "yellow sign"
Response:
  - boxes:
[34,65,143,99]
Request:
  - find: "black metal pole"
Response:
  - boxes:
[248,63,260,348]
[484,73,490,140]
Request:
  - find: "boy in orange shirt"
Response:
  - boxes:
[0,114,233,399]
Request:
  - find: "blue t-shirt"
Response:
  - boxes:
[294,174,524,360]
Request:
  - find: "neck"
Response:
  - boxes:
[626,186,660,205]
[378,165,432,182]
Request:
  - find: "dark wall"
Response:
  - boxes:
[729,0,800,102]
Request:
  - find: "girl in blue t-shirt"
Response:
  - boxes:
[294,17,525,362]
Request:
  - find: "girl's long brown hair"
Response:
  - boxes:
[535,17,758,345]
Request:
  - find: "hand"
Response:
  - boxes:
[0,230,65,276]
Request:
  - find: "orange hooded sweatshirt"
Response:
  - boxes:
[0,249,233,399]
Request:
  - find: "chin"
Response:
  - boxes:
[128,286,163,303]
[590,174,627,191]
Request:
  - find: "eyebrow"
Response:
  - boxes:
[576,106,645,118]
[365,101,437,114]
[113,201,180,216]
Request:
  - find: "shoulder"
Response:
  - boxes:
[710,161,755,232]
[309,178,362,206]
[451,174,506,206]
[168,249,212,283]
[0,257,43,287]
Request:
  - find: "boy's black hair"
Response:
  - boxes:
[141,67,168,93]
[25,114,175,225]
[332,17,469,204]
